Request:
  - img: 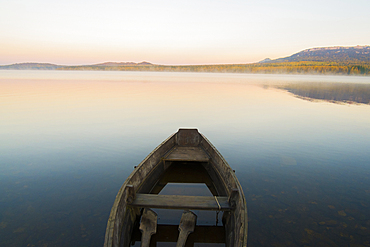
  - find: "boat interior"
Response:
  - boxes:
[129,160,227,247]
[106,129,246,247]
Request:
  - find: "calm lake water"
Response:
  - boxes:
[1,71,370,247]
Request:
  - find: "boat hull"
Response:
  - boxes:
[104,129,247,247]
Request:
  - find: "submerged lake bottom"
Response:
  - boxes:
[0,71,370,246]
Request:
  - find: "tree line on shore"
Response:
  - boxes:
[58,61,370,75]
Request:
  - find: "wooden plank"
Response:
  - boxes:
[177,129,200,147]
[139,209,157,247]
[177,211,197,247]
[130,194,231,211]
[164,146,210,162]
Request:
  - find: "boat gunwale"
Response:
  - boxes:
[104,133,177,247]
[104,130,248,247]
[200,133,248,247]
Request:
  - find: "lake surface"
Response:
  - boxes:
[1,71,370,247]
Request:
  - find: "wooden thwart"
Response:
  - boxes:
[164,146,210,162]
[130,194,231,211]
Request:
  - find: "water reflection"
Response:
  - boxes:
[0,71,370,247]
[276,82,370,104]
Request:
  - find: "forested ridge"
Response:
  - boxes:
[2,46,370,75]
[0,63,61,70]
[58,61,370,75]
[56,46,370,75]
[271,45,370,63]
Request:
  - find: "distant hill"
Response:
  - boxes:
[92,61,152,66]
[60,61,154,71]
[258,58,273,63]
[1,46,370,75]
[0,61,152,70]
[261,45,370,63]
[0,63,61,70]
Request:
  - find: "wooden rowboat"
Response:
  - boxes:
[104,129,248,247]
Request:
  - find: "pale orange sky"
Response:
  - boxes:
[1,0,369,65]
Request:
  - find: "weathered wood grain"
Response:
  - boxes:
[176,211,197,247]
[164,146,210,162]
[104,129,248,247]
[130,194,231,211]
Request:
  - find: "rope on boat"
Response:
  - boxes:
[214,196,221,226]
[214,196,221,210]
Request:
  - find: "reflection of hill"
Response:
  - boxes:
[277,83,370,104]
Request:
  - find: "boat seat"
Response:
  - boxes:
[129,194,231,211]
[164,146,210,162]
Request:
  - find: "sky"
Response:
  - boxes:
[0,0,369,65]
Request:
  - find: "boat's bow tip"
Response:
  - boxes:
[176,129,201,147]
